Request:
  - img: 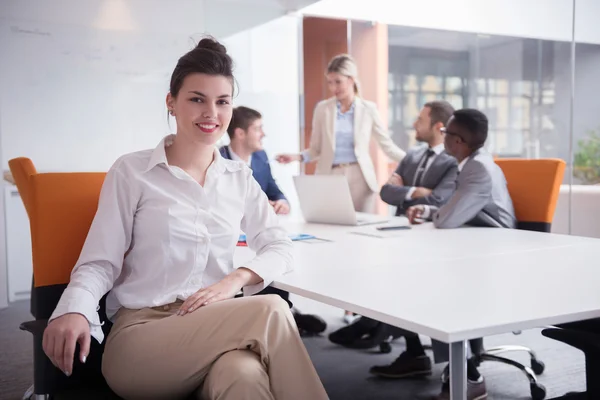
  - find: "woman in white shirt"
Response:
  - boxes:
[276,54,406,213]
[42,38,328,400]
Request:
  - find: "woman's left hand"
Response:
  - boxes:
[178,269,255,315]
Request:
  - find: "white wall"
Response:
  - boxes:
[0,107,8,309]
[301,0,599,45]
[0,0,307,175]
[0,0,210,172]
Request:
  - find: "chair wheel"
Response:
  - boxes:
[379,342,392,353]
[530,382,547,400]
[531,359,545,375]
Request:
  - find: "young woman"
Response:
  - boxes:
[276,54,406,214]
[42,38,328,400]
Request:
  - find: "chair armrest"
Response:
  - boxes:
[20,319,48,336]
[542,327,600,354]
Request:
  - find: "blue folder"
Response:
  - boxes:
[238,233,316,243]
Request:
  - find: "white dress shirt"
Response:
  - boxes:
[227,145,252,166]
[50,135,293,343]
[406,143,446,200]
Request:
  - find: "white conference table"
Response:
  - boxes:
[234,218,600,400]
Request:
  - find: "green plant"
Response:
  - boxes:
[574,129,600,184]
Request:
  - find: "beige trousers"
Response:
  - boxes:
[102,295,328,400]
[331,163,376,213]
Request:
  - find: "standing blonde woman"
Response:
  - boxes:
[276,54,406,214]
[276,54,405,324]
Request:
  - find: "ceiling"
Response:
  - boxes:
[388,25,519,52]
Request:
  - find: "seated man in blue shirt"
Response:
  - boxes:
[220,106,326,336]
[220,106,290,214]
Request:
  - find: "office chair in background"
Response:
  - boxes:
[468,158,566,400]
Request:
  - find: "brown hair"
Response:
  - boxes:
[424,100,455,128]
[326,54,360,95]
[169,37,235,98]
[227,106,262,139]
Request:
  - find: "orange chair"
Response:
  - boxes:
[469,158,566,400]
[8,158,119,399]
[496,158,566,232]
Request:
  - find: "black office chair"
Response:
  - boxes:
[541,321,600,399]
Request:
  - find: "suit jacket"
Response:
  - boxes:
[430,148,516,229]
[305,97,406,192]
[380,146,458,216]
[219,146,286,202]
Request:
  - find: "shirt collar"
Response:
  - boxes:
[457,148,484,172]
[336,100,355,115]
[144,134,233,175]
[227,145,252,166]
[430,143,445,155]
[144,135,173,173]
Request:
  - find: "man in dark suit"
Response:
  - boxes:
[220,106,289,214]
[380,100,458,215]
[407,108,516,230]
[329,101,461,367]
[220,106,326,336]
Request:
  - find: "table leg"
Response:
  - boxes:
[450,340,467,400]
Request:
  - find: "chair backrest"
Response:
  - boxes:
[8,157,106,319]
[495,158,565,232]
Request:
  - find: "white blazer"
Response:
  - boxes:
[305,97,406,192]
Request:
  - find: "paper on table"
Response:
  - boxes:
[349,222,412,238]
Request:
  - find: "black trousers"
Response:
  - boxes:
[254,286,294,309]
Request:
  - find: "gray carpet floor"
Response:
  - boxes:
[0,300,587,399]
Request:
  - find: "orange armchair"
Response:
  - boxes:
[8,158,120,399]
[469,158,566,400]
[495,158,566,232]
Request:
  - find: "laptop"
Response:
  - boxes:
[293,175,389,226]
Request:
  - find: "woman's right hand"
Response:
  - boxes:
[275,153,301,164]
[43,313,91,376]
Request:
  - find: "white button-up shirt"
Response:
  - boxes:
[405,143,446,200]
[50,135,293,343]
[227,145,252,167]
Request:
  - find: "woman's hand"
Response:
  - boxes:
[275,154,302,164]
[178,268,261,316]
[43,313,91,376]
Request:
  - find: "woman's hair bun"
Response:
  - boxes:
[196,37,227,55]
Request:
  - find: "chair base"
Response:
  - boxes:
[472,345,547,400]
[23,385,34,400]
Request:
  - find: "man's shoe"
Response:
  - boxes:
[432,377,488,400]
[329,317,379,346]
[293,312,327,335]
[369,352,432,379]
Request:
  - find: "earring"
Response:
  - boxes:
[169,109,175,116]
